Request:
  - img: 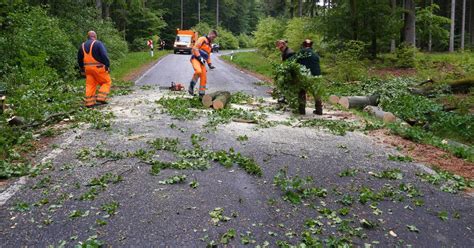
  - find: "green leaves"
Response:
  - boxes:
[148,137,180,152]
[158,175,187,185]
[371,169,403,180]
[220,229,236,244]
[209,208,231,226]
[417,169,474,194]
[406,225,420,233]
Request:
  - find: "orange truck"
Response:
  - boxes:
[173,29,198,54]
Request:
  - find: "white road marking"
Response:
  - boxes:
[135,55,169,84]
[0,126,87,206]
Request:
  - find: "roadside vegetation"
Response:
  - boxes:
[0,4,168,179]
[222,14,474,164]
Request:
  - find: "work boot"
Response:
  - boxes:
[198,93,205,100]
[188,80,196,96]
[313,98,323,115]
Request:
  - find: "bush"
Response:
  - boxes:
[253,17,286,55]
[326,41,368,82]
[238,33,254,48]
[0,7,76,78]
[130,37,149,51]
[192,22,212,36]
[215,27,239,49]
[395,43,417,68]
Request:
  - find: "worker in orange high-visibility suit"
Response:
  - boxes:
[188,30,218,97]
[77,31,112,108]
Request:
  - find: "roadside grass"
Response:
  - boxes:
[111,50,170,81]
[0,51,170,179]
[221,52,275,78]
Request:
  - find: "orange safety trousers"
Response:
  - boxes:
[82,40,112,107]
[191,58,207,95]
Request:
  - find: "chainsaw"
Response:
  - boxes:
[169,82,185,91]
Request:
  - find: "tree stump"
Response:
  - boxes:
[338,95,379,109]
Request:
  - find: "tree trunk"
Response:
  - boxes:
[470,0,474,45]
[103,3,110,19]
[350,0,358,40]
[403,0,416,46]
[216,0,220,27]
[181,0,184,29]
[212,91,231,110]
[363,106,397,123]
[299,0,303,17]
[338,95,380,109]
[202,91,227,108]
[390,0,396,53]
[95,0,102,12]
[449,0,456,52]
[428,0,433,52]
[461,0,466,50]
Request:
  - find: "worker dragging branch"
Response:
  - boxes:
[77,31,112,108]
[188,30,218,98]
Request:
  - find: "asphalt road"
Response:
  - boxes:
[0,54,473,247]
[136,52,266,96]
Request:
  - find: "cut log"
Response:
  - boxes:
[338,95,379,109]
[363,106,397,123]
[328,95,340,105]
[202,91,225,108]
[212,91,231,110]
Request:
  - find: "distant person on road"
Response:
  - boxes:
[77,31,112,108]
[188,30,218,97]
[297,39,323,115]
[160,40,166,50]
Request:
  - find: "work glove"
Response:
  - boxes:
[208,63,215,70]
[80,67,86,77]
[105,66,110,73]
[197,56,206,65]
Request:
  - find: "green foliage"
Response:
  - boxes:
[155,96,202,120]
[192,22,212,36]
[416,4,451,51]
[215,27,239,49]
[253,17,285,55]
[130,37,149,52]
[159,175,187,185]
[124,7,167,45]
[300,119,357,136]
[395,43,418,68]
[371,168,403,180]
[417,169,474,194]
[273,59,324,111]
[284,17,322,52]
[326,40,368,82]
[273,168,327,204]
[237,33,254,48]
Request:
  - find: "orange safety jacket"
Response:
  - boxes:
[192,36,212,63]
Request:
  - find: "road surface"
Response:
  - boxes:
[0,54,473,247]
